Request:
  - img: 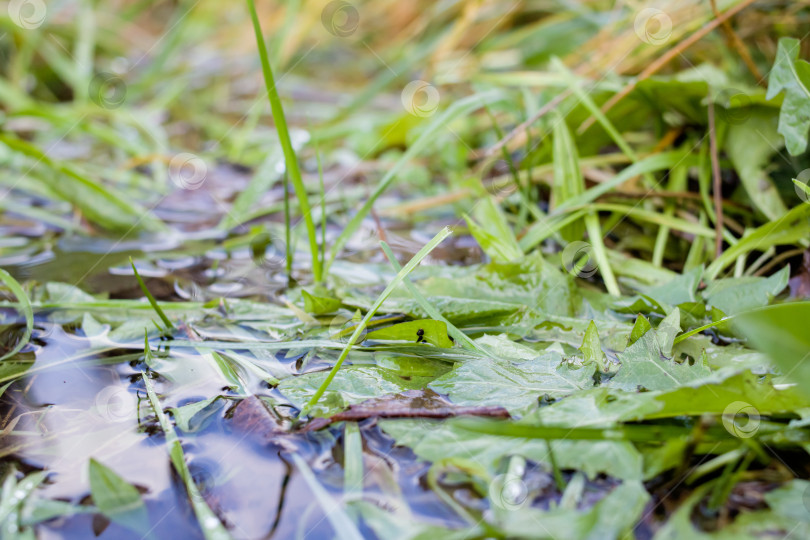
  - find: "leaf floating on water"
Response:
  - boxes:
[365,319,454,348]
[88,459,149,535]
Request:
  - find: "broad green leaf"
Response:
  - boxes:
[703,266,789,315]
[88,459,148,534]
[733,302,810,395]
[380,241,481,352]
[383,254,578,324]
[302,290,342,315]
[430,350,594,415]
[627,314,652,346]
[610,330,712,392]
[725,110,787,220]
[766,37,810,155]
[632,266,702,308]
[304,227,452,415]
[381,419,643,480]
[464,196,522,262]
[534,371,809,427]
[656,309,681,357]
[365,319,454,348]
[763,480,810,524]
[580,321,613,374]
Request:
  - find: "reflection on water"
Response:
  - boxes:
[0,321,467,538]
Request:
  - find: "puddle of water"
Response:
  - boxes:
[1,318,469,538]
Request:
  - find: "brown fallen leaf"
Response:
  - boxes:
[302,389,509,431]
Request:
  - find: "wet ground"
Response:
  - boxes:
[0,160,494,539]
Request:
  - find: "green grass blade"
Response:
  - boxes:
[705,203,810,279]
[302,227,452,415]
[0,269,33,362]
[343,422,363,496]
[129,258,175,330]
[142,374,231,540]
[245,0,322,283]
[584,213,620,296]
[380,242,481,352]
[551,111,585,242]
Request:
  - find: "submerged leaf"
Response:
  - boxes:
[88,459,148,534]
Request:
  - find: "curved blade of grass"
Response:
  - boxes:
[245,0,321,283]
[129,258,174,331]
[672,316,734,345]
[326,91,504,273]
[705,203,810,279]
[380,242,481,352]
[142,374,231,540]
[0,269,33,361]
[522,200,715,252]
[584,213,620,296]
[302,227,452,416]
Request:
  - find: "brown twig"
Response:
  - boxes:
[578,0,759,134]
[707,101,724,257]
[302,404,510,431]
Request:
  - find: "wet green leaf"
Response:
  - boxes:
[302,290,342,315]
[627,314,652,346]
[381,419,642,480]
[88,459,148,534]
[703,266,789,316]
[431,349,594,415]
[767,37,810,155]
[733,302,810,395]
[464,196,522,262]
[169,396,223,433]
[610,328,712,392]
[365,319,453,348]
